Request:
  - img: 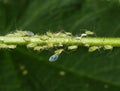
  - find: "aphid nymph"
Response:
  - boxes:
[68,45,78,50]
[55,49,64,54]
[88,46,100,52]
[76,30,94,40]
[24,31,34,36]
[104,45,113,50]
[81,33,87,38]
[85,30,94,35]
[76,33,87,40]
[49,49,64,62]
[49,53,60,62]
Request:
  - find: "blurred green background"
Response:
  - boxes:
[0,0,120,91]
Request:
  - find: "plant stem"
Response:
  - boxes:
[0,36,120,47]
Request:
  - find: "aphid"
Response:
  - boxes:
[0,44,16,49]
[65,32,72,36]
[54,32,67,38]
[39,35,49,40]
[55,49,64,54]
[47,42,53,48]
[88,46,99,52]
[14,30,28,36]
[19,65,25,70]
[34,46,47,51]
[104,45,113,50]
[68,45,78,50]
[85,30,94,35]
[49,49,64,62]
[46,32,53,37]
[19,64,28,76]
[76,30,95,40]
[75,36,81,40]
[6,33,15,36]
[7,45,16,49]
[6,30,34,37]
[59,70,66,76]
[22,70,28,76]
[80,33,87,39]
[15,30,34,36]
[76,33,87,40]
[27,43,37,48]
[84,44,90,47]
[24,31,34,36]
[58,43,63,47]
[49,53,60,62]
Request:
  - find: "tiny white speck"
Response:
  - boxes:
[59,71,66,76]
[22,70,28,76]
[104,84,109,88]
[86,84,89,87]
[20,65,25,70]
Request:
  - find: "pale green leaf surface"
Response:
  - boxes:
[0,0,120,91]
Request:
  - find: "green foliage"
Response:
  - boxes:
[0,0,120,91]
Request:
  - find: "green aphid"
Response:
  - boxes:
[47,43,53,48]
[65,32,72,36]
[6,30,34,37]
[84,44,90,47]
[27,43,37,48]
[55,49,64,54]
[85,30,94,35]
[104,45,113,50]
[0,44,16,49]
[34,46,47,51]
[68,45,78,50]
[39,35,49,40]
[14,30,33,36]
[56,32,66,37]
[7,45,17,49]
[88,46,99,52]
[46,32,53,37]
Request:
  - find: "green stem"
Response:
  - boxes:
[0,36,120,47]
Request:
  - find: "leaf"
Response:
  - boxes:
[0,0,120,91]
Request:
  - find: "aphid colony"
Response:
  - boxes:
[48,30,113,62]
[49,31,92,62]
[4,30,113,62]
[3,30,35,49]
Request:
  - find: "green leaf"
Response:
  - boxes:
[0,0,120,90]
